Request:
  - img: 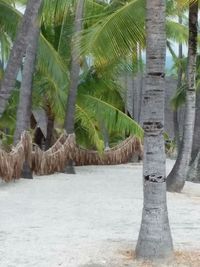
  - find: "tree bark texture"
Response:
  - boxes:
[45,113,54,150]
[64,0,85,134]
[167,2,198,192]
[187,151,200,182]
[190,89,200,165]
[63,0,85,174]
[173,21,183,151]
[14,26,40,144]
[135,0,173,261]
[0,0,42,117]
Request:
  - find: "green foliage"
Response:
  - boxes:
[78,94,143,139]
[77,0,145,65]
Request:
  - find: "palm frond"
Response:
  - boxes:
[78,94,144,139]
[75,104,104,151]
[76,0,145,65]
[171,83,187,110]
[0,1,21,39]
[38,34,69,91]
[166,20,188,44]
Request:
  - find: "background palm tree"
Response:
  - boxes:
[167,1,198,192]
[0,0,43,117]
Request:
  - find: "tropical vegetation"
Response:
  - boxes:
[0,0,200,263]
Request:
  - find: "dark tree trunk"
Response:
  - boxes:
[14,27,40,144]
[14,20,40,179]
[64,0,85,174]
[45,113,54,150]
[136,0,173,261]
[167,2,198,192]
[0,0,42,117]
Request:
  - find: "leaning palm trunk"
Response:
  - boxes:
[64,0,85,174]
[14,23,40,178]
[167,1,198,192]
[136,0,173,261]
[0,0,42,117]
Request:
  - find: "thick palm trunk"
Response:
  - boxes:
[167,2,198,192]
[136,0,173,261]
[14,23,40,179]
[0,0,42,117]
[64,0,85,174]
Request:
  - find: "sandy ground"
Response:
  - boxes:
[0,160,200,267]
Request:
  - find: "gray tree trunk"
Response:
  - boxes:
[190,89,200,165]
[167,2,198,192]
[64,0,85,174]
[14,22,40,179]
[14,27,40,144]
[173,17,183,151]
[0,0,42,117]
[135,0,173,261]
[45,113,54,150]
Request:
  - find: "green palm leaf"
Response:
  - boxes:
[77,0,145,65]
[79,94,144,139]
[75,104,104,151]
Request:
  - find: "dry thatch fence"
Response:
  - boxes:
[0,132,32,182]
[0,131,143,180]
[74,136,142,166]
[32,133,75,175]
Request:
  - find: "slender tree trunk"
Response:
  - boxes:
[167,2,198,192]
[136,0,173,261]
[138,44,143,124]
[45,111,55,150]
[64,0,85,174]
[14,21,40,179]
[0,0,42,117]
[187,89,200,182]
[190,89,200,165]
[14,27,40,144]
[173,17,183,151]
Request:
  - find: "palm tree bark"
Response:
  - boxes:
[64,0,85,174]
[187,89,200,182]
[14,22,40,179]
[167,1,198,192]
[14,27,40,144]
[173,16,183,152]
[190,89,200,165]
[45,111,55,150]
[0,0,42,117]
[136,0,173,261]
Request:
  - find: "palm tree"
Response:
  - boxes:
[167,1,198,192]
[135,0,173,261]
[0,0,43,117]
[0,0,143,154]
[14,21,41,179]
[64,0,85,174]
[14,27,40,144]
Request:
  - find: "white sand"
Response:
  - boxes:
[0,160,199,267]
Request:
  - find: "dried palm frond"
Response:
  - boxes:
[0,131,32,182]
